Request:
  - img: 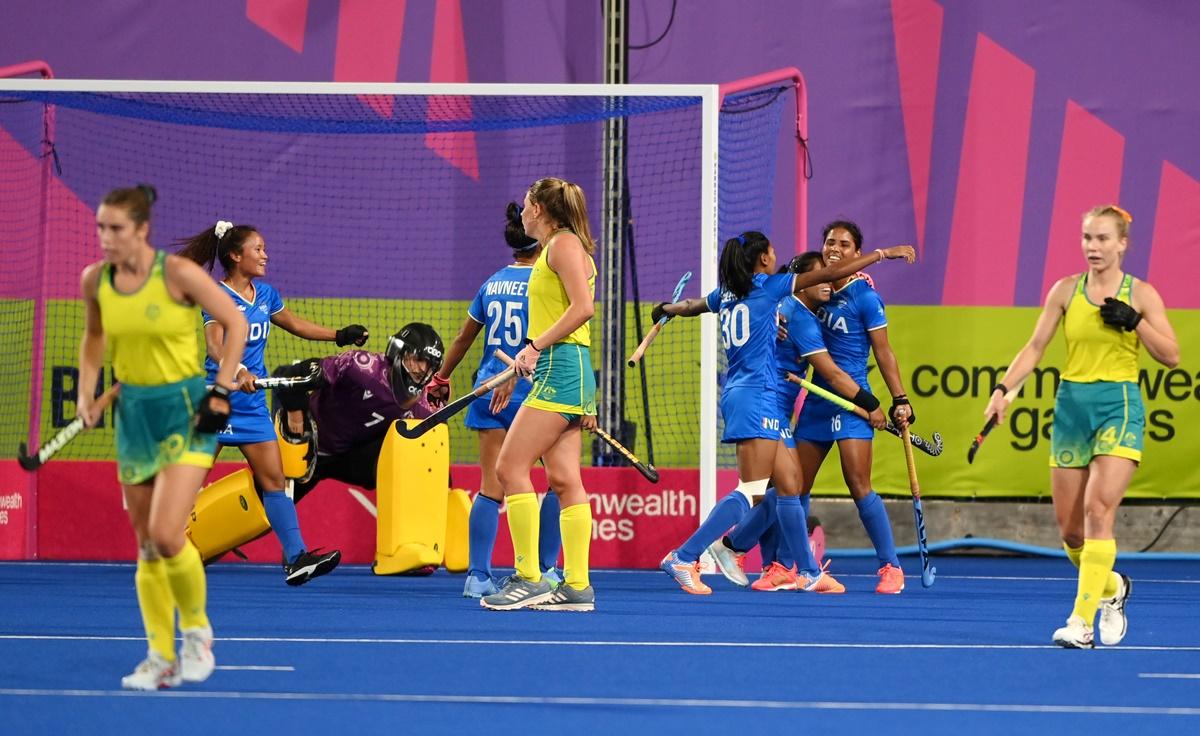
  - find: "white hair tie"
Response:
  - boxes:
[214,220,233,239]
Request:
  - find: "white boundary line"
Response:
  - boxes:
[215,666,294,672]
[3,634,1200,652]
[1140,673,1200,680]
[0,688,1197,715]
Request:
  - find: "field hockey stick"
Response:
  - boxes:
[900,424,936,588]
[627,270,692,367]
[784,374,943,457]
[18,384,121,471]
[593,427,660,483]
[253,365,323,390]
[394,364,517,439]
[967,376,1027,464]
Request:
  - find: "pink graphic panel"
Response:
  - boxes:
[1147,162,1200,309]
[334,0,408,118]
[246,0,309,53]
[1040,101,1124,297]
[942,34,1035,306]
[426,0,479,181]
[0,126,40,299]
[891,0,943,253]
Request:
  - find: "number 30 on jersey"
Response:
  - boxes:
[720,303,750,350]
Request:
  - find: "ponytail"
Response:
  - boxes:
[175,221,258,275]
[527,177,596,255]
[718,230,770,298]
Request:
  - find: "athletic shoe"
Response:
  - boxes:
[809,522,826,565]
[707,537,749,587]
[751,562,798,591]
[179,626,215,683]
[798,567,846,594]
[462,574,498,599]
[284,548,342,586]
[530,584,595,612]
[1053,615,1095,649]
[481,576,554,611]
[121,651,182,691]
[875,563,905,594]
[542,567,564,588]
[1099,573,1132,646]
[397,565,437,577]
[659,550,711,595]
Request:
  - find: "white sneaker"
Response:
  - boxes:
[1052,615,1095,649]
[121,651,182,690]
[180,626,215,682]
[1099,574,1132,646]
[706,538,749,587]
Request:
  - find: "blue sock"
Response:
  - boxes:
[262,490,306,563]
[776,527,794,569]
[855,491,899,567]
[728,489,777,551]
[759,520,780,567]
[539,491,562,571]
[777,495,819,576]
[678,491,751,562]
[468,494,502,580]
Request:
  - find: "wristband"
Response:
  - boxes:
[525,337,542,352]
[994,382,1008,396]
[210,383,231,399]
[851,388,881,412]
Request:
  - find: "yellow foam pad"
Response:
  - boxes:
[442,489,472,574]
[186,467,270,562]
[373,421,450,575]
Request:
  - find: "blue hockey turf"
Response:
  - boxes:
[2,557,1198,735]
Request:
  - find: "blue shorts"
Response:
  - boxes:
[793,394,873,444]
[465,381,531,431]
[720,385,787,444]
[214,389,277,445]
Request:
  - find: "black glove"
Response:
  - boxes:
[335,324,369,346]
[195,385,232,434]
[1100,298,1141,331]
[889,394,915,426]
[651,302,670,324]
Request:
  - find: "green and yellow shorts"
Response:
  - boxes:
[524,342,597,421]
[115,376,217,485]
[1050,380,1144,468]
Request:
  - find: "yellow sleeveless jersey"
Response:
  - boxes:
[1061,273,1140,383]
[528,232,596,347]
[97,250,203,386]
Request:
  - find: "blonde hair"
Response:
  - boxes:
[528,177,596,254]
[1084,204,1132,241]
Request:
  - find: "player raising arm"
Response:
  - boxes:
[177,221,367,585]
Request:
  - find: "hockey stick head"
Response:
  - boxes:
[921,565,937,588]
[925,431,944,457]
[670,271,692,304]
[392,419,428,439]
[17,442,40,471]
[966,416,998,464]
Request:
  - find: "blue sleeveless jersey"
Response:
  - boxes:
[776,295,828,412]
[465,264,533,429]
[705,272,795,391]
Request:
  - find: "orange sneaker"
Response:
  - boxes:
[660,551,712,595]
[798,565,846,594]
[876,563,905,594]
[751,562,798,591]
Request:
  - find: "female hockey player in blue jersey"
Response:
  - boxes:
[428,203,563,598]
[793,220,915,594]
[655,230,914,595]
[178,221,368,585]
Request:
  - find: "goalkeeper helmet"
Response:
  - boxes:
[385,323,445,400]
